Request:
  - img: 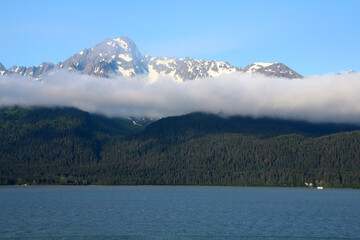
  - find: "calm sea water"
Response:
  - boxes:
[0,186,359,240]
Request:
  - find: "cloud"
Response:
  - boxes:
[1,70,360,123]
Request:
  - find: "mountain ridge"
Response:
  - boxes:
[1,106,359,187]
[0,36,302,81]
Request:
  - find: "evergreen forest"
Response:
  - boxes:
[1,106,359,188]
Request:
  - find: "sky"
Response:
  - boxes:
[1,0,359,76]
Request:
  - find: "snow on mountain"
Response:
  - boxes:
[127,117,154,126]
[1,36,303,80]
[147,59,302,81]
[146,56,240,82]
[338,70,357,75]
[0,62,8,76]
[7,62,54,79]
[243,62,302,79]
[55,36,148,77]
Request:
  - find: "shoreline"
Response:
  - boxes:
[0,184,358,190]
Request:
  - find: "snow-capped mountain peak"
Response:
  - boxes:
[94,36,136,56]
[0,62,8,76]
[56,35,148,77]
[246,62,278,72]
[1,36,303,80]
[4,62,54,80]
[243,62,302,78]
[146,56,240,82]
[107,36,131,50]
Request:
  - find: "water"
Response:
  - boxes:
[0,186,359,240]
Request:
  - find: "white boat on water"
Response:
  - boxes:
[317,186,324,190]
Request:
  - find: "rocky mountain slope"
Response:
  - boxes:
[7,62,54,79]
[0,36,302,81]
[146,56,240,81]
[56,36,148,77]
[0,62,8,75]
[243,62,303,78]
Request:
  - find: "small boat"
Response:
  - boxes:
[317,186,324,190]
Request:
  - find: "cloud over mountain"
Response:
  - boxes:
[1,71,360,123]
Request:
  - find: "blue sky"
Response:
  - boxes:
[1,0,359,76]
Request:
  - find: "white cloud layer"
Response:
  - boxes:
[1,71,360,123]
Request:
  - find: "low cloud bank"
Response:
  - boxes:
[1,71,360,123]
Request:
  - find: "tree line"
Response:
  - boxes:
[0,107,359,188]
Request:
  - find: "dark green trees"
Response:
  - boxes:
[1,107,359,188]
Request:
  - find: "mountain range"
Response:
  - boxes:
[0,36,302,81]
[1,106,359,187]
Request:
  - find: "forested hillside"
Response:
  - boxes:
[1,107,359,188]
